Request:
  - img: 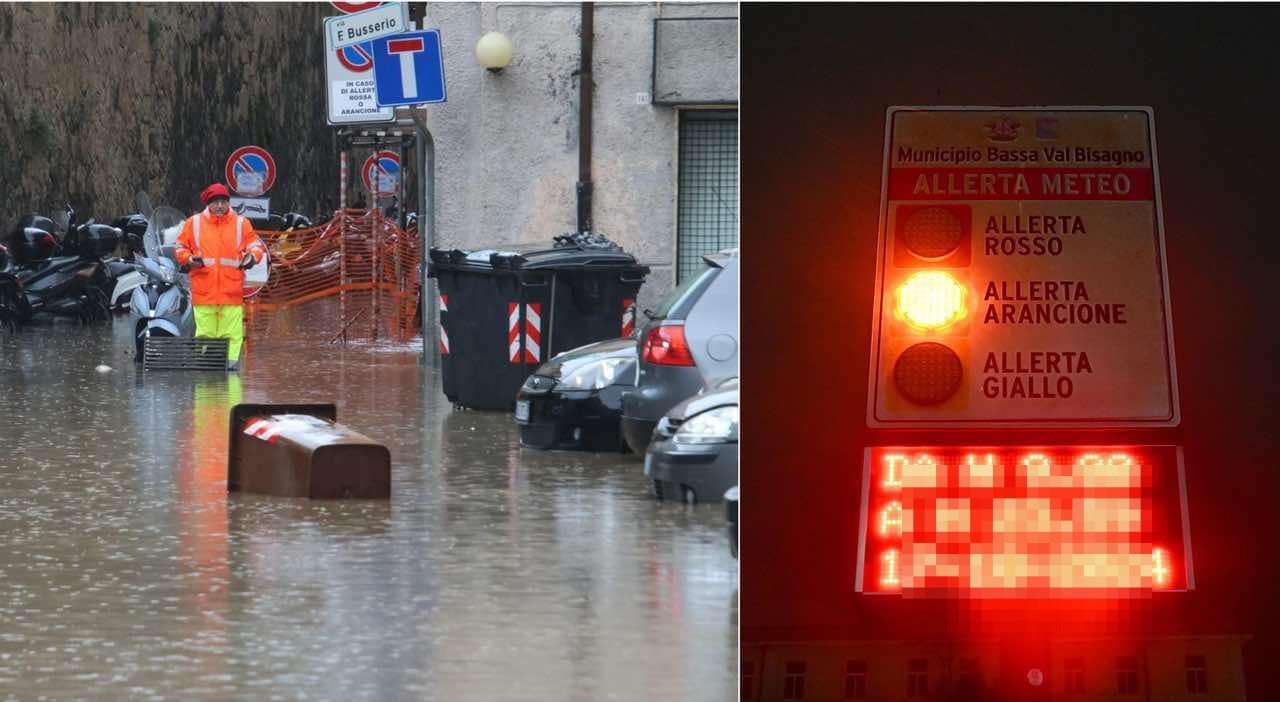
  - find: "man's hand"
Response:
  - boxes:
[239,252,256,270]
[189,256,206,268]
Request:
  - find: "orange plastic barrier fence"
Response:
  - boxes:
[245,209,420,345]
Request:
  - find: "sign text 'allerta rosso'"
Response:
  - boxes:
[867,107,1179,428]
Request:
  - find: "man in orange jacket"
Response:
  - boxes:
[174,183,266,370]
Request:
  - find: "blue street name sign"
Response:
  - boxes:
[371,29,447,106]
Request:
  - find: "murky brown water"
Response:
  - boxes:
[0,316,737,700]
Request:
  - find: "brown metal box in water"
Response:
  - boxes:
[228,403,390,499]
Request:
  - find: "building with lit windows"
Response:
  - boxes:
[741,637,1247,702]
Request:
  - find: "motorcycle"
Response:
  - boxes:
[110,212,151,310]
[282,212,312,230]
[4,214,112,324]
[127,205,195,361]
[52,205,145,311]
[246,209,312,232]
[0,243,21,332]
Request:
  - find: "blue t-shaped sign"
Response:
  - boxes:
[372,29,447,106]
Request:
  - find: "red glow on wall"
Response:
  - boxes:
[858,446,1192,597]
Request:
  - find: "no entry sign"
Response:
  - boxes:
[362,150,401,194]
[225,146,276,197]
[867,107,1178,428]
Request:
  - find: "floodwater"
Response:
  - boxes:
[0,316,737,700]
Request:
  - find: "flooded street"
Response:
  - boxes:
[0,317,737,700]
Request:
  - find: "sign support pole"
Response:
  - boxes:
[401,108,437,367]
[339,149,348,210]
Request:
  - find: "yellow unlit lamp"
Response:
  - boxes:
[475,31,513,72]
[895,271,967,330]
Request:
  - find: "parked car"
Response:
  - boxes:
[514,337,637,452]
[621,250,738,454]
[644,377,738,504]
[725,485,738,559]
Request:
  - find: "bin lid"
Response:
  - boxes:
[518,245,640,270]
[429,244,646,272]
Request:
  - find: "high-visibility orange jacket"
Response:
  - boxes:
[174,209,266,305]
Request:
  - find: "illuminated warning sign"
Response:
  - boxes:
[868,107,1179,428]
[855,446,1194,598]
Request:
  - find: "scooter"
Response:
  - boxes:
[5,214,112,324]
[127,205,195,361]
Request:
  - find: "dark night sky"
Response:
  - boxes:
[741,3,1280,696]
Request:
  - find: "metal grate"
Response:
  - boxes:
[143,337,229,371]
[676,110,738,283]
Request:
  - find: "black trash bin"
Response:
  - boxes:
[429,241,649,411]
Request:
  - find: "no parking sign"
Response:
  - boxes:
[225,146,276,197]
[362,150,401,194]
[336,43,375,73]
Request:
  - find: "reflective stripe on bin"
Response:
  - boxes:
[243,416,282,443]
[507,302,541,364]
[508,302,521,362]
[438,293,449,354]
[525,303,542,362]
[622,298,636,337]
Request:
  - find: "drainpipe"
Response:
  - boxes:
[576,1,593,234]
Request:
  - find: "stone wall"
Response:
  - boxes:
[0,3,338,228]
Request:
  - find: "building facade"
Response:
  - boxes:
[742,637,1248,702]
[415,2,739,312]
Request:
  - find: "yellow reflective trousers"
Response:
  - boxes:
[193,304,245,361]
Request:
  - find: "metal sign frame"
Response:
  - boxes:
[866,106,1181,429]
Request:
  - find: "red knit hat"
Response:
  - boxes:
[200,183,231,204]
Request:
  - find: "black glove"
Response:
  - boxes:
[189,256,205,268]
[239,252,256,270]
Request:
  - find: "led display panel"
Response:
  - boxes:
[856,446,1192,598]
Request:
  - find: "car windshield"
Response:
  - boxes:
[648,264,719,320]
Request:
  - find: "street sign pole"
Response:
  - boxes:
[339,149,348,209]
[397,107,436,366]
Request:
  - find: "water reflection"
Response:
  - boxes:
[178,376,237,685]
[0,316,737,698]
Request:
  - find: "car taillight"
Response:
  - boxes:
[642,323,695,366]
